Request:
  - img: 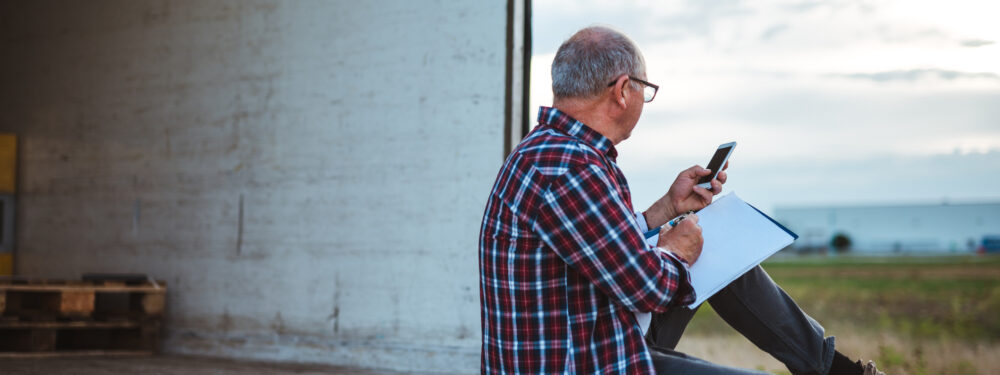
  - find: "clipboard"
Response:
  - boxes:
[644,193,797,308]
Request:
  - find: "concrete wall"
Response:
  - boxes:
[0,1,509,372]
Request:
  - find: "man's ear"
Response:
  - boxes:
[611,75,629,108]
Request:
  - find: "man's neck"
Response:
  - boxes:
[552,98,623,144]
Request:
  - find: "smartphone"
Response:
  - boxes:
[696,142,736,190]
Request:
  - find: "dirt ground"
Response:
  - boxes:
[2,334,995,375]
[0,355,414,375]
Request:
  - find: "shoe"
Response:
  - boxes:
[861,360,885,375]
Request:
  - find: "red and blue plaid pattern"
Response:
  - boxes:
[479,107,695,374]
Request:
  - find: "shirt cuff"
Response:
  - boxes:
[656,247,697,307]
[635,211,650,232]
[637,211,659,248]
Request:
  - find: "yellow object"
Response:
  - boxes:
[1,133,14,276]
[0,134,15,193]
[0,252,11,276]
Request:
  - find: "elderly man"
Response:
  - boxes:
[479,26,882,375]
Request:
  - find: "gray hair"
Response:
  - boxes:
[551,26,646,100]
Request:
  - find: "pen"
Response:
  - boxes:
[643,211,695,239]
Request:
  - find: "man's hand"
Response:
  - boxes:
[644,162,728,228]
[656,214,703,265]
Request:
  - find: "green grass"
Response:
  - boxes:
[678,255,1000,374]
[684,255,1000,342]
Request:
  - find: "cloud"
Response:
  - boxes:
[779,1,824,14]
[779,0,876,15]
[826,69,1000,82]
[875,26,948,44]
[648,0,756,40]
[960,39,995,47]
[530,0,1000,215]
[620,85,1000,166]
[760,24,790,41]
[623,148,1000,214]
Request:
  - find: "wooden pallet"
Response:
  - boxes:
[0,320,160,357]
[0,276,165,356]
[0,278,166,321]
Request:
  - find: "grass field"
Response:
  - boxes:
[675,255,1000,375]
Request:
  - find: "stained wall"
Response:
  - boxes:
[0,1,508,371]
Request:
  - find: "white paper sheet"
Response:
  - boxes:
[670,193,795,308]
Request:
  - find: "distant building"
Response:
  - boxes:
[774,202,1000,254]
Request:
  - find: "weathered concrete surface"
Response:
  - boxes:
[0,355,416,375]
[0,1,506,372]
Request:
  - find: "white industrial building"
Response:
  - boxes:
[0,1,531,373]
[774,202,1000,254]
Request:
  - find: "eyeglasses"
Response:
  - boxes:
[607,75,659,103]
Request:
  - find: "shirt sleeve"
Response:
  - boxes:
[535,163,695,312]
[637,212,696,306]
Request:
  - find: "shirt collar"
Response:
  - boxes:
[537,106,618,159]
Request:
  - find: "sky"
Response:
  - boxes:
[529,0,1000,213]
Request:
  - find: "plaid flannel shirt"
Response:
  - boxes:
[479,106,696,374]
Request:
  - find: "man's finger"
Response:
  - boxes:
[716,171,727,184]
[686,213,699,225]
[710,179,723,194]
[684,165,711,177]
[722,161,730,171]
[693,185,713,203]
[677,217,698,231]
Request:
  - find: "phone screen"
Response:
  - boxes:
[697,145,733,184]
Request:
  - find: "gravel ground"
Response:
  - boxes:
[3,333,994,375]
[0,355,417,375]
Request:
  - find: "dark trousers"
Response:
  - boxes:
[646,266,835,375]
